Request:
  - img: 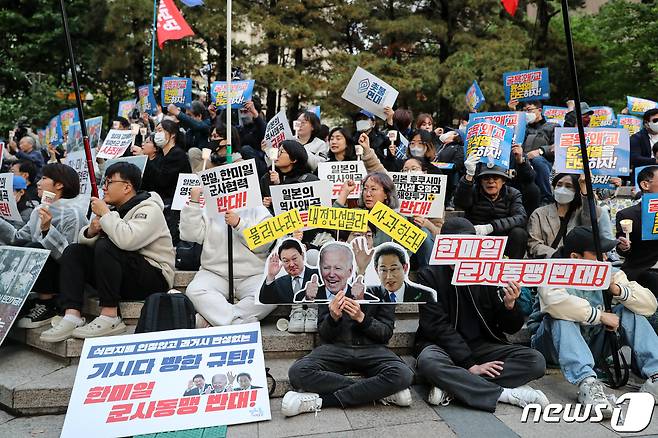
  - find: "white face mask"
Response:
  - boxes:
[356,120,372,132]
[553,186,575,205]
[648,121,658,133]
[439,132,453,143]
[153,131,167,148]
[525,112,537,124]
[409,146,425,158]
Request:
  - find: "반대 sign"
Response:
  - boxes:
[367,202,427,253]
[210,80,255,109]
[172,174,204,211]
[464,119,513,170]
[468,111,526,145]
[60,323,271,438]
[138,85,158,116]
[270,180,332,226]
[554,127,630,176]
[0,173,23,223]
[617,115,642,136]
[588,106,616,127]
[430,235,508,265]
[543,106,568,126]
[465,80,485,112]
[306,206,369,232]
[390,172,447,218]
[118,99,137,119]
[627,96,658,115]
[161,77,192,108]
[641,193,658,241]
[97,129,135,160]
[199,159,262,217]
[317,161,367,199]
[503,68,550,102]
[341,67,399,120]
[243,209,303,250]
[264,111,294,150]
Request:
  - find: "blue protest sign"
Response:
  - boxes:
[617,115,642,135]
[554,127,630,176]
[138,85,158,115]
[180,0,204,5]
[117,99,136,119]
[308,105,321,120]
[210,80,255,109]
[468,111,526,145]
[465,81,485,112]
[627,96,658,115]
[464,119,513,170]
[59,108,79,139]
[46,115,63,146]
[543,106,568,126]
[161,77,192,108]
[503,68,550,102]
[641,193,658,240]
[588,106,616,127]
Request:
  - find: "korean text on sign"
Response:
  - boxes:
[210,80,255,109]
[468,111,526,145]
[199,159,262,216]
[171,173,204,211]
[161,77,192,107]
[617,115,642,136]
[465,80,485,112]
[341,67,399,120]
[97,130,135,160]
[306,206,368,232]
[451,259,611,290]
[430,235,508,265]
[390,172,447,218]
[543,106,568,126]
[367,202,427,253]
[588,106,616,127]
[503,68,550,102]
[0,173,23,222]
[641,193,658,241]
[243,209,303,250]
[270,180,332,226]
[464,120,513,170]
[264,111,294,150]
[554,127,630,176]
[627,96,658,115]
[317,161,367,199]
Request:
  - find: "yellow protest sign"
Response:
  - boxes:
[243,209,303,250]
[367,202,427,253]
[306,206,368,232]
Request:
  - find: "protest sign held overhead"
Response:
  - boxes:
[368,202,427,253]
[554,127,630,176]
[318,161,367,199]
[430,235,508,265]
[210,80,255,109]
[617,114,642,135]
[0,173,23,223]
[243,209,303,250]
[60,324,271,438]
[118,99,137,119]
[306,206,369,232]
[172,173,204,211]
[199,159,262,218]
[503,68,550,102]
[59,108,79,138]
[341,67,399,120]
[390,172,447,218]
[465,80,485,112]
[468,111,526,145]
[138,85,158,115]
[627,96,658,115]
[66,122,83,153]
[543,106,568,126]
[641,193,658,241]
[86,116,103,149]
[270,180,332,226]
[97,129,136,160]
[161,77,192,108]
[464,119,514,170]
[264,111,294,150]
[588,106,616,127]
[45,115,62,146]
[591,174,617,190]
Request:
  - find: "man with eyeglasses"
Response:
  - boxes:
[630,109,658,175]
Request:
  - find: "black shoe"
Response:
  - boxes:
[17,300,58,329]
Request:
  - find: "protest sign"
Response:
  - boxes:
[46,115,63,146]
[161,77,192,108]
[368,202,427,253]
[395,134,409,160]
[641,193,658,241]
[87,116,104,150]
[59,108,80,139]
[118,99,137,119]
[37,129,46,148]
[464,119,513,170]
[243,209,303,250]
[431,162,455,170]
[210,80,255,109]
[554,127,630,176]
[465,80,485,112]
[172,174,204,211]
[308,105,321,120]
[503,68,550,102]
[97,129,136,160]
[138,85,158,115]
[451,259,611,290]
[341,67,399,120]
[0,246,50,345]
[617,115,642,136]
[60,323,271,438]
[67,122,83,153]
[306,206,369,232]
[317,161,367,199]
[468,111,526,145]
[390,172,447,218]
[588,106,616,127]
[429,235,508,265]
[627,96,658,115]
[200,159,262,217]
[270,180,332,226]
[543,106,568,126]
[66,149,98,196]
[591,175,617,190]
[264,111,294,149]
[0,173,23,223]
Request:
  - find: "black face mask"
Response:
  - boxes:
[208,139,221,150]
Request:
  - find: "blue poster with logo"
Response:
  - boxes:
[627,96,658,115]
[641,193,658,240]
[59,108,79,140]
[464,119,513,170]
[503,68,550,102]
[617,115,642,135]
[465,81,485,112]
[554,127,630,176]
[138,85,158,115]
[161,77,193,108]
[588,106,616,127]
[210,80,255,109]
[468,111,526,145]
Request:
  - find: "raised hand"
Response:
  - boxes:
[267,253,282,282]
[351,275,366,301]
[305,274,320,301]
[351,237,373,275]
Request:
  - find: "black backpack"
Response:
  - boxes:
[135,292,197,333]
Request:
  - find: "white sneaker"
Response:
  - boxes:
[578,378,614,418]
[304,308,318,333]
[40,317,85,343]
[504,385,550,409]
[281,391,322,417]
[72,316,127,339]
[288,308,306,333]
[380,388,412,407]
[640,378,658,404]
[427,387,452,406]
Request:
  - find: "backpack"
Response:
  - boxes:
[175,240,202,271]
[135,291,197,333]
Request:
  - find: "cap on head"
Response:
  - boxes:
[12,175,27,190]
[580,102,594,115]
[477,164,510,180]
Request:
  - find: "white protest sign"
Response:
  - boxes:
[99,156,149,201]
[97,129,135,159]
[317,161,367,200]
[270,180,332,226]
[430,235,508,265]
[390,172,447,218]
[341,67,399,120]
[199,159,262,218]
[60,323,271,438]
[264,111,294,149]
[0,173,23,223]
[65,149,98,197]
[172,173,205,211]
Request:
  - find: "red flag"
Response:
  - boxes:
[157,0,194,49]
[501,0,519,16]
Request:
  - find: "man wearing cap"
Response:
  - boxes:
[529,226,658,416]
[455,156,528,258]
[563,101,594,128]
[414,217,549,412]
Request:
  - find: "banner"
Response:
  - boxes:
[210,80,255,109]
[464,119,514,170]
[341,67,399,120]
[452,259,611,290]
[627,96,658,115]
[118,100,137,119]
[243,209,303,250]
[172,174,204,211]
[199,159,262,218]
[367,202,427,253]
[543,106,568,126]
[591,175,616,190]
[465,80,485,112]
[554,127,630,176]
[156,0,195,49]
[306,206,369,232]
[468,111,526,145]
[641,193,658,241]
[390,172,447,218]
[270,180,332,226]
[138,85,158,116]
[97,129,135,160]
[60,324,270,438]
[588,106,616,127]
[59,108,80,139]
[66,122,83,153]
[617,115,642,136]
[0,173,23,223]
[317,161,367,199]
[0,246,50,345]
[161,77,192,108]
[264,111,294,150]
[430,235,508,265]
[503,68,550,102]
[87,116,104,150]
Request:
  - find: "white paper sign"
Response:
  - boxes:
[317,161,367,199]
[65,149,98,197]
[60,323,271,438]
[264,111,294,149]
[0,173,23,223]
[171,173,204,211]
[270,180,332,226]
[390,172,447,218]
[97,129,135,159]
[199,159,262,218]
[341,67,399,120]
[99,156,148,200]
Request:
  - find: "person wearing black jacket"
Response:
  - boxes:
[508,143,541,216]
[629,109,658,176]
[167,101,212,152]
[353,110,398,172]
[414,217,548,412]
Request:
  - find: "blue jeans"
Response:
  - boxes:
[531,305,658,385]
[530,156,553,203]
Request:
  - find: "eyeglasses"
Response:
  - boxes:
[103,179,130,188]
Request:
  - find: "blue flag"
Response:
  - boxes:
[180,0,204,6]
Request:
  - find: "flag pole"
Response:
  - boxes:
[150,0,157,88]
[226,0,235,305]
[560,0,628,388]
[58,0,99,198]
